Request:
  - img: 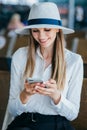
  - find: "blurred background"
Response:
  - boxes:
[0,0,87,58]
[0,0,87,130]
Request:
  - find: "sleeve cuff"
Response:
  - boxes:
[51,95,62,108]
[51,95,66,111]
[16,95,29,114]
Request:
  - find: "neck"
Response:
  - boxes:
[40,46,53,68]
[40,46,53,60]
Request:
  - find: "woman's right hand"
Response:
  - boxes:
[20,81,36,104]
[24,80,37,95]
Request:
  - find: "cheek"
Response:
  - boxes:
[50,33,57,40]
[48,31,57,38]
[32,33,38,40]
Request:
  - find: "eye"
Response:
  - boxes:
[44,28,51,32]
[32,29,39,33]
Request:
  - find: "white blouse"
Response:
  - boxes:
[8,46,83,121]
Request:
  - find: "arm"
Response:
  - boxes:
[8,49,30,117]
[51,56,83,121]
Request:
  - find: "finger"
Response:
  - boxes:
[25,82,35,89]
[44,82,54,89]
[35,86,52,94]
[49,79,56,84]
[35,87,51,95]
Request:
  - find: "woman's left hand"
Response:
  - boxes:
[35,79,61,104]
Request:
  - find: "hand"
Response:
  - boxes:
[20,80,40,104]
[24,80,37,96]
[35,79,61,104]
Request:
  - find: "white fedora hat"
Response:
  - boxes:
[15,2,74,35]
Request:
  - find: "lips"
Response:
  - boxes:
[39,40,47,43]
[39,39,49,44]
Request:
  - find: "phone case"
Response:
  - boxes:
[26,77,43,83]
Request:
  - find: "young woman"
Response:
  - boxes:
[6,2,83,130]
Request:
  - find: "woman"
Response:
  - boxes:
[7,13,24,31]
[6,2,83,130]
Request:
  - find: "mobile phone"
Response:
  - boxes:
[26,77,43,84]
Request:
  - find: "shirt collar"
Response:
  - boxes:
[36,47,52,68]
[36,47,44,59]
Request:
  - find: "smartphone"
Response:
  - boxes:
[26,77,43,84]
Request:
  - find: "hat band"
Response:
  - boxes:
[28,18,62,26]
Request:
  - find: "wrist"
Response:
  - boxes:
[23,88,31,96]
[53,92,61,105]
[20,89,31,104]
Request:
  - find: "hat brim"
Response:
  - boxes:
[15,24,74,35]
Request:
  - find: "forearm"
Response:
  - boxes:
[20,89,32,104]
[52,91,61,105]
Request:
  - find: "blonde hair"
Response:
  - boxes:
[24,30,66,90]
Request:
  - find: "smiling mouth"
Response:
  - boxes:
[39,39,48,44]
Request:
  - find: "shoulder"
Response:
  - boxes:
[11,47,29,72]
[11,46,28,67]
[65,49,83,66]
[12,46,28,60]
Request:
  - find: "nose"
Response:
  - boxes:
[39,30,45,39]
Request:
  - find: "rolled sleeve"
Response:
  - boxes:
[51,95,78,121]
[8,95,28,116]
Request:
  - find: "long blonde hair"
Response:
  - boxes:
[24,29,66,90]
